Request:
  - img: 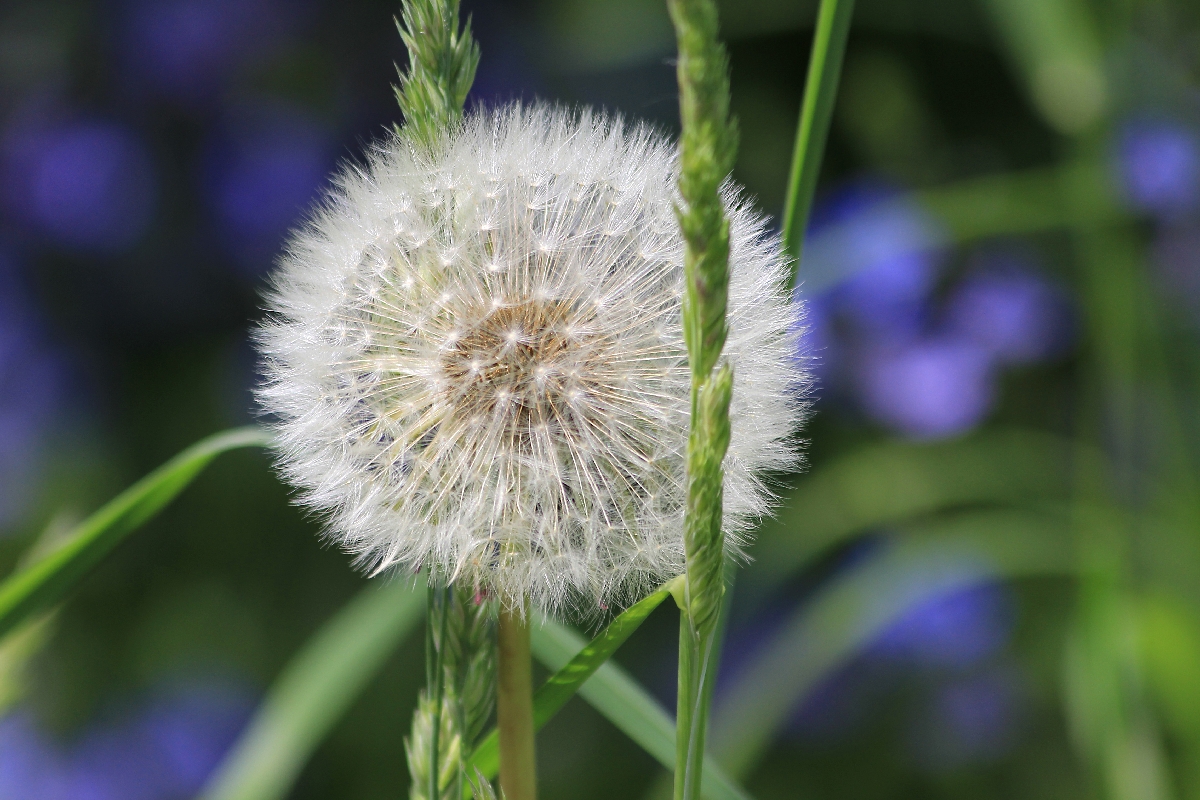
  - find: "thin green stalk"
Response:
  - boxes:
[666,0,737,796]
[781,0,855,286]
[408,584,496,800]
[497,606,536,800]
[429,585,451,799]
[391,3,491,798]
[667,0,851,793]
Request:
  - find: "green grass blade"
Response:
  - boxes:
[979,0,1105,134]
[200,580,425,800]
[467,584,675,787]
[744,428,1089,605]
[712,509,1076,778]
[781,0,854,284]
[530,618,751,800]
[916,161,1116,244]
[1139,593,1200,744]
[0,427,272,640]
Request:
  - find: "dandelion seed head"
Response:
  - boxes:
[256,104,811,613]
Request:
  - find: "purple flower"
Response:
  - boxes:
[906,667,1024,771]
[0,250,64,527]
[136,682,255,793]
[117,0,289,106]
[834,249,934,340]
[2,117,157,252]
[786,659,890,744]
[804,185,945,340]
[0,680,255,799]
[1116,118,1200,218]
[0,714,70,799]
[944,254,1074,365]
[202,106,332,276]
[1153,223,1200,320]
[857,336,996,440]
[871,583,1015,669]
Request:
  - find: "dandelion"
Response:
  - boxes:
[256,103,806,613]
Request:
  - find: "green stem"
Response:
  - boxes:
[675,611,720,800]
[426,584,451,799]
[781,0,855,286]
[666,0,737,794]
[497,605,536,800]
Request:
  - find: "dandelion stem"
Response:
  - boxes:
[497,605,537,800]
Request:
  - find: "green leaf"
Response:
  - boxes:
[979,0,1106,134]
[0,427,272,640]
[199,580,425,800]
[1065,579,1174,800]
[1139,593,1200,741]
[744,428,1086,606]
[781,0,854,283]
[531,616,751,800]
[917,162,1117,244]
[467,583,675,787]
[713,509,1076,778]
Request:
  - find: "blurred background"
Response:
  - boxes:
[1,0,1199,797]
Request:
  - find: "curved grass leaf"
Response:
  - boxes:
[1139,593,1200,743]
[200,580,425,800]
[781,0,855,283]
[0,427,272,640]
[714,508,1076,778]
[467,583,675,787]
[745,428,1088,604]
[917,162,1116,244]
[531,617,751,800]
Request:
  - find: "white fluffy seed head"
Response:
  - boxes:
[256,104,811,614]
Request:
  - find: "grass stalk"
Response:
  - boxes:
[666,0,737,795]
[781,0,855,285]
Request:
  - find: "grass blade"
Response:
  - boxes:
[917,162,1115,243]
[530,618,751,800]
[0,427,272,640]
[712,509,1076,778]
[743,428,1087,605]
[200,580,425,800]
[467,583,676,786]
[781,0,855,283]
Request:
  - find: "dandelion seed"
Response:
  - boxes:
[256,104,810,613]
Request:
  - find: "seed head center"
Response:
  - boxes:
[442,300,597,424]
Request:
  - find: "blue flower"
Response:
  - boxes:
[0,680,254,799]
[856,336,997,440]
[803,183,945,340]
[944,251,1074,365]
[906,667,1024,771]
[1115,118,1200,218]
[117,0,289,106]
[871,582,1015,669]
[0,249,64,527]
[2,116,157,253]
[0,714,68,799]
[202,105,332,276]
